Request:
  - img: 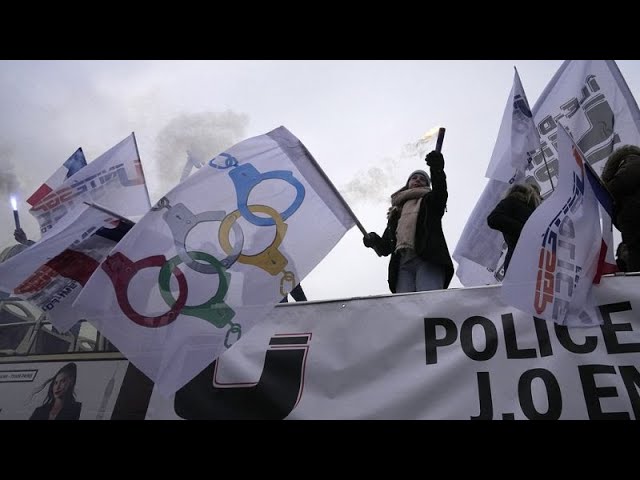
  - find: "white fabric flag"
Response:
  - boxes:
[29,133,151,237]
[455,60,640,286]
[501,125,605,326]
[485,67,540,183]
[26,147,87,207]
[454,68,539,284]
[73,126,357,396]
[454,178,513,283]
[0,205,129,331]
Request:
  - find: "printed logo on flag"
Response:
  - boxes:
[31,159,145,234]
[100,153,306,346]
[526,74,620,193]
[534,146,587,320]
[15,250,99,295]
[513,93,533,130]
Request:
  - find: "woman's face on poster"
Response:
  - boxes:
[52,372,72,399]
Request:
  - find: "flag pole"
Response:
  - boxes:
[131,132,153,206]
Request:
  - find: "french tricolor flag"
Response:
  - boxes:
[585,162,619,283]
[26,148,87,207]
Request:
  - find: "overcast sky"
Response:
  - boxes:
[1,60,638,301]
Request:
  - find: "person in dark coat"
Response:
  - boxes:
[362,150,454,293]
[487,182,542,274]
[601,145,640,272]
[14,228,35,246]
[616,242,630,272]
[29,362,82,420]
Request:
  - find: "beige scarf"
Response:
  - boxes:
[389,186,430,252]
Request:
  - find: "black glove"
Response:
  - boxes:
[362,232,380,248]
[14,228,28,245]
[426,151,444,170]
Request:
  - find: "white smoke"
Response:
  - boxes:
[400,126,441,159]
[340,127,441,204]
[153,110,249,192]
[340,158,402,204]
[0,142,20,198]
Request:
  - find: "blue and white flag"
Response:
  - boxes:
[485,67,540,183]
[455,60,640,287]
[455,67,539,283]
[501,125,611,326]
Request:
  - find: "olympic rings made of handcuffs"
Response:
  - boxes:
[219,205,289,276]
[158,251,235,328]
[163,203,244,272]
[229,163,305,227]
[208,152,238,170]
[101,252,188,328]
[208,156,306,227]
[102,250,241,346]
[158,200,287,276]
[111,160,306,333]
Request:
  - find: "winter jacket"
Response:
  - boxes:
[602,145,640,246]
[367,165,454,293]
[602,145,640,271]
[487,190,538,272]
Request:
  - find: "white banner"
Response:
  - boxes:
[141,274,640,420]
[455,60,640,286]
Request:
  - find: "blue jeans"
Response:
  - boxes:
[395,251,445,293]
